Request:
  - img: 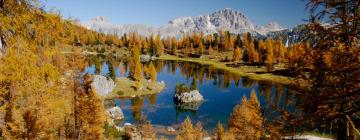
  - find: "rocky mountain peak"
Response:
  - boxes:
[82,8,288,37]
[266,21,283,30]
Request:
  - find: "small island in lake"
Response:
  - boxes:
[108,77,165,98]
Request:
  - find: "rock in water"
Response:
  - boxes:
[174,90,204,103]
[106,106,124,120]
[91,75,115,97]
[167,127,175,132]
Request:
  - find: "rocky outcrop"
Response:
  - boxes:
[91,75,115,97]
[174,90,204,103]
[106,106,124,120]
[140,54,157,62]
[82,8,285,38]
[140,54,151,62]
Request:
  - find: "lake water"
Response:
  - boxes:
[82,56,299,133]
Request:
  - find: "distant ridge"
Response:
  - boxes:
[82,8,286,38]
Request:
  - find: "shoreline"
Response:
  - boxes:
[157,55,302,86]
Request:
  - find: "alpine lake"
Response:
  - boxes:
[81,55,325,137]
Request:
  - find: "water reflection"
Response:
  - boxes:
[82,55,299,131]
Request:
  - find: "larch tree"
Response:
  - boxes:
[76,81,106,140]
[266,39,274,65]
[171,37,178,55]
[228,89,263,139]
[155,34,164,56]
[198,41,205,54]
[149,62,157,82]
[215,122,225,140]
[208,44,213,55]
[176,117,195,140]
[293,0,360,139]
[139,116,156,139]
[258,40,267,63]
[233,46,242,62]
[248,39,259,63]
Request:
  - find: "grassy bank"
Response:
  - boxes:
[107,77,165,98]
[158,55,299,86]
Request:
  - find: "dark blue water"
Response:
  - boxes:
[83,59,298,131]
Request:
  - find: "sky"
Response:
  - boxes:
[45,0,309,28]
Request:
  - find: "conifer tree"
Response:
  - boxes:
[249,39,259,63]
[233,47,242,62]
[77,85,106,139]
[198,41,204,54]
[228,89,263,139]
[176,117,195,140]
[149,62,157,82]
[208,44,213,55]
[266,39,274,65]
[215,122,225,140]
[155,34,164,56]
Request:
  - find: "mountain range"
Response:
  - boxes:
[82,8,287,38]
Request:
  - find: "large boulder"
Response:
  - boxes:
[140,54,157,62]
[91,75,116,97]
[174,90,204,103]
[106,106,124,120]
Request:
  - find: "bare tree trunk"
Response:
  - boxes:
[0,0,4,9]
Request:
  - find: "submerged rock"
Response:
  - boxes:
[106,106,124,120]
[91,75,115,97]
[174,90,204,103]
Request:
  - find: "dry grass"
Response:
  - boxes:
[106,77,165,99]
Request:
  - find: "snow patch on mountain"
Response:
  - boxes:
[82,8,286,37]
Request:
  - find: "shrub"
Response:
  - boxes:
[175,84,190,95]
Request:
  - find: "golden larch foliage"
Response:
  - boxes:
[228,89,263,139]
[149,62,157,82]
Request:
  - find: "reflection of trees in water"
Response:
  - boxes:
[91,59,306,135]
[130,96,144,124]
[162,60,250,89]
[258,80,273,104]
[256,80,304,137]
[190,78,197,90]
[85,54,123,76]
[107,61,116,80]
[241,77,255,88]
[174,104,198,124]
[149,94,157,107]
[118,61,126,76]
[154,60,164,73]
[223,72,231,88]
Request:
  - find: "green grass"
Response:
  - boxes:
[302,131,336,139]
[103,122,130,139]
[106,77,165,99]
[158,55,300,86]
